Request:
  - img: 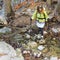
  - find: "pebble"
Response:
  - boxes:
[38,45,45,51]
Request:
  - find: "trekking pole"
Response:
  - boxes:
[29,17,32,33]
[45,18,49,31]
[30,17,32,27]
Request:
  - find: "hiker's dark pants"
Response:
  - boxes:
[39,28,43,36]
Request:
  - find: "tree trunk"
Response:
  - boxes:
[3,0,15,24]
[3,0,15,17]
[58,0,60,4]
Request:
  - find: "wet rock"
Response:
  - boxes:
[27,41,37,48]
[0,27,11,33]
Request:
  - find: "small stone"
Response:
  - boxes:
[27,9,31,12]
[38,45,45,51]
[33,52,42,58]
[39,39,46,45]
[21,28,27,33]
[28,41,37,48]
[53,38,56,40]
[42,48,49,53]
[37,34,41,39]
[37,52,42,57]
[50,56,58,60]
[0,15,7,25]
[16,48,21,56]
[25,33,31,39]
[43,31,48,35]
[52,28,58,33]
[11,57,24,60]
[44,57,49,60]
[34,52,37,57]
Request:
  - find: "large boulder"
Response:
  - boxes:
[0,41,16,57]
[0,41,16,60]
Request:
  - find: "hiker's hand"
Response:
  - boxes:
[45,21,48,26]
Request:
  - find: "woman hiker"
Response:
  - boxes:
[31,6,48,39]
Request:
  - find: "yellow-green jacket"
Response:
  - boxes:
[32,10,48,22]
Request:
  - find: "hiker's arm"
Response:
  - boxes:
[31,10,37,20]
[44,11,48,22]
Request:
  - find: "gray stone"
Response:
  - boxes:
[0,27,11,33]
[52,28,58,33]
[44,57,49,60]
[50,56,58,60]
[36,34,41,39]
[38,45,45,51]
[39,39,46,45]
[11,57,24,60]
[0,41,24,60]
[0,41,16,57]
[25,33,31,39]
[28,41,37,48]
